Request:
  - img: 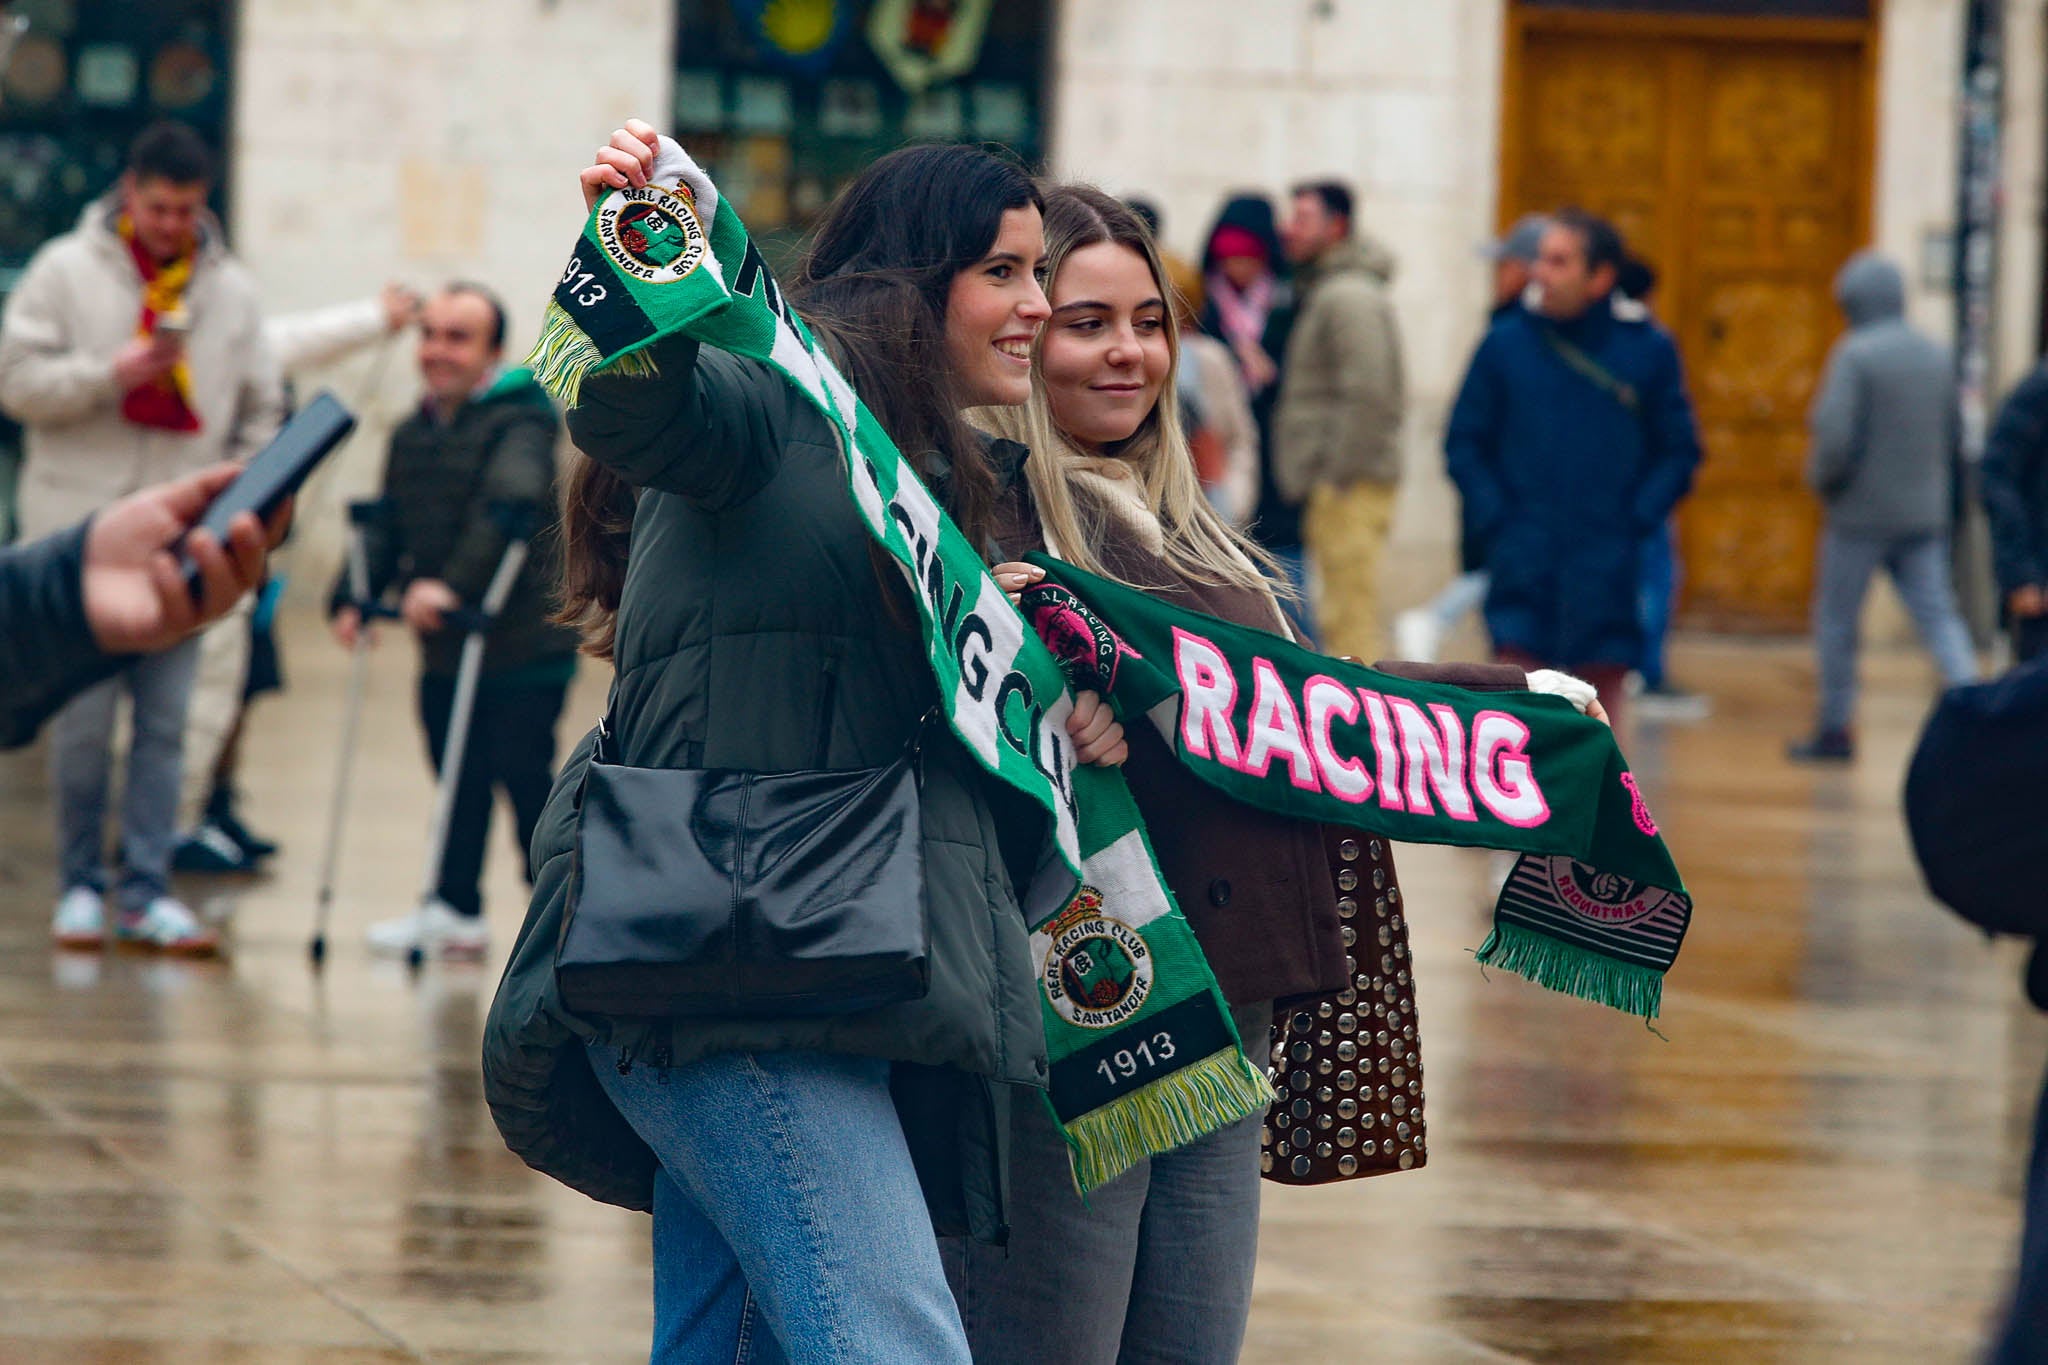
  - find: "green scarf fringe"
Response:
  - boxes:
[528,299,660,408]
[1475,921,1665,1020]
[1061,1046,1276,1195]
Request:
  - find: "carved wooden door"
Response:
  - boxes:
[1502,15,1873,629]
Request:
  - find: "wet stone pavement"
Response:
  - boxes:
[0,612,2040,1363]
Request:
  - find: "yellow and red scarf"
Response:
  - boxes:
[118,215,202,433]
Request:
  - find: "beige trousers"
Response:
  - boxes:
[1303,479,1397,662]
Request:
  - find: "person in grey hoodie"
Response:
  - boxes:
[1789,251,1978,761]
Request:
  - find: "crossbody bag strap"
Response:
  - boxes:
[1542,327,1640,417]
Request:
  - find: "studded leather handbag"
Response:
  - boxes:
[555,712,934,1019]
[1261,828,1427,1183]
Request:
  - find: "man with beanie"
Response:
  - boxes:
[329,284,577,958]
[1274,180,1406,659]
[1788,251,1977,761]
[0,120,283,955]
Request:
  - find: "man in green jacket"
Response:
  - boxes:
[1275,180,1406,659]
[330,285,577,958]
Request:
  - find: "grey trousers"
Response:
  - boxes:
[943,1000,1271,1365]
[1813,528,1978,732]
[49,636,202,908]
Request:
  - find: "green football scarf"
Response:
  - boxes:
[530,143,1269,1192]
[1016,560,1692,1020]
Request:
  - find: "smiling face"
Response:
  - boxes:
[943,204,1051,408]
[417,290,501,410]
[1039,241,1173,455]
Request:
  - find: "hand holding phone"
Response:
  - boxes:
[178,393,356,593]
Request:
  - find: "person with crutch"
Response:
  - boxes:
[327,284,577,960]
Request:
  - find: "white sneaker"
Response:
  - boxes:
[51,887,106,950]
[367,900,490,959]
[1392,608,1442,664]
[118,896,220,956]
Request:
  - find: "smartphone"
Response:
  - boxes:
[180,392,356,588]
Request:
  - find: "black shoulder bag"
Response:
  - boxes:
[556,709,936,1019]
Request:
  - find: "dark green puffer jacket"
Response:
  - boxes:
[330,369,578,677]
[481,336,1048,1242]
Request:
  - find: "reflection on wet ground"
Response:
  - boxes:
[0,616,2038,1362]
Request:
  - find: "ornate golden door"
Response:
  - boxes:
[1500,9,1876,630]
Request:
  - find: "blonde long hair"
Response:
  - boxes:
[980,184,1285,600]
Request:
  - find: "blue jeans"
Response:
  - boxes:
[1812,529,1978,732]
[50,635,202,908]
[1638,522,1679,690]
[591,1046,972,1365]
[941,1000,1269,1364]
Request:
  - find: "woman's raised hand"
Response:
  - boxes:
[1067,690,1128,768]
[580,119,662,212]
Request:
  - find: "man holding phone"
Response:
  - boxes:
[0,120,283,954]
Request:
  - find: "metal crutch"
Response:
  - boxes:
[407,503,538,970]
[311,498,397,966]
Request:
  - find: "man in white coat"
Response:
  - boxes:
[0,120,283,953]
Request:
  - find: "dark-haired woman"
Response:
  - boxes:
[483,122,1127,1364]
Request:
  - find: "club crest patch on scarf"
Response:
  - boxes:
[1027,583,1140,695]
[1042,887,1155,1029]
[596,186,708,284]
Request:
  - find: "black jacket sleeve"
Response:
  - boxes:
[1982,368,2048,595]
[0,521,125,749]
[565,335,785,510]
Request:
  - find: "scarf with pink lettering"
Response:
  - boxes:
[1019,556,1692,1023]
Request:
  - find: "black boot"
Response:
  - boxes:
[208,786,279,861]
[1786,728,1855,762]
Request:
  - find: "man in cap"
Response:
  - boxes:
[1394,215,1547,662]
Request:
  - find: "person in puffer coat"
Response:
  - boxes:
[1444,210,1701,729]
[483,125,1127,1364]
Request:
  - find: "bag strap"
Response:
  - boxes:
[1542,327,1640,417]
[591,677,620,767]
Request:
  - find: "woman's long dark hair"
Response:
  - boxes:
[557,143,1043,660]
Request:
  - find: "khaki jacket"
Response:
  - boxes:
[1272,235,1405,497]
[0,195,284,539]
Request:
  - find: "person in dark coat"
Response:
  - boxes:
[483,127,1128,1364]
[1444,210,1701,729]
[1981,359,2048,664]
[1,463,280,749]
[1198,195,1305,633]
[328,285,578,959]
[1902,662,2048,1362]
